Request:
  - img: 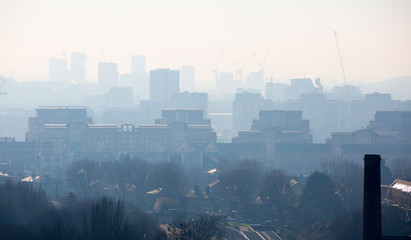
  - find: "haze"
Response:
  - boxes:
[1,0,411,88]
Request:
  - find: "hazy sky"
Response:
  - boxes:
[1,0,410,88]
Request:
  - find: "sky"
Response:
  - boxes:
[0,0,410,89]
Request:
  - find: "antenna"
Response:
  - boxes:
[62,41,73,59]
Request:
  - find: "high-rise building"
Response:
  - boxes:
[70,52,86,83]
[181,65,195,91]
[232,91,274,134]
[149,68,179,101]
[131,55,146,74]
[49,57,68,82]
[245,71,264,91]
[169,92,208,116]
[288,78,323,100]
[98,62,119,88]
[216,72,243,94]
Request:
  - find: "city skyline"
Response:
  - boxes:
[1,0,410,90]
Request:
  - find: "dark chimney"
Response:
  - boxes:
[363,154,382,240]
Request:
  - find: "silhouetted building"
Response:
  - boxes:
[288,78,323,100]
[367,111,411,143]
[98,62,119,88]
[149,68,179,101]
[329,111,411,163]
[168,92,208,116]
[245,71,264,91]
[27,106,92,142]
[232,91,273,134]
[155,109,210,125]
[233,109,312,164]
[265,81,288,101]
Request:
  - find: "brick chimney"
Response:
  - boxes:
[363,154,382,240]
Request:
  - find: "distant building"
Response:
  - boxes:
[265,81,289,102]
[245,71,264,92]
[283,93,342,143]
[327,84,363,101]
[149,68,179,101]
[49,57,68,82]
[70,52,86,83]
[367,111,411,144]
[105,87,133,108]
[288,78,323,100]
[216,72,243,94]
[232,91,273,134]
[131,55,146,74]
[27,108,216,165]
[98,62,119,88]
[233,109,312,162]
[101,107,142,126]
[27,106,93,142]
[181,65,195,91]
[155,109,210,125]
[168,92,208,116]
[349,92,403,132]
[329,111,411,163]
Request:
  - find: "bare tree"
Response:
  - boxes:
[149,161,187,200]
[322,159,363,212]
[168,215,224,240]
[390,157,411,179]
[259,169,296,221]
[65,159,100,198]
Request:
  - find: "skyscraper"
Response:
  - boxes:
[98,62,119,88]
[149,68,179,101]
[181,65,195,91]
[49,57,67,82]
[70,52,86,83]
[131,55,146,74]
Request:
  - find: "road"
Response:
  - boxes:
[225,226,283,240]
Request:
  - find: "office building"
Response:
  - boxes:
[149,68,179,101]
[232,91,273,134]
[168,92,208,116]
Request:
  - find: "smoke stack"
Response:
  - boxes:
[363,154,382,240]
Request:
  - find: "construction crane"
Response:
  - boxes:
[212,48,224,83]
[235,52,256,82]
[259,47,270,78]
[0,80,7,95]
[62,41,72,59]
[99,42,106,62]
[333,31,347,86]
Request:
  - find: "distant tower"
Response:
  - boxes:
[149,68,179,101]
[98,62,119,88]
[181,65,195,91]
[49,57,68,82]
[131,55,146,74]
[70,52,86,83]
